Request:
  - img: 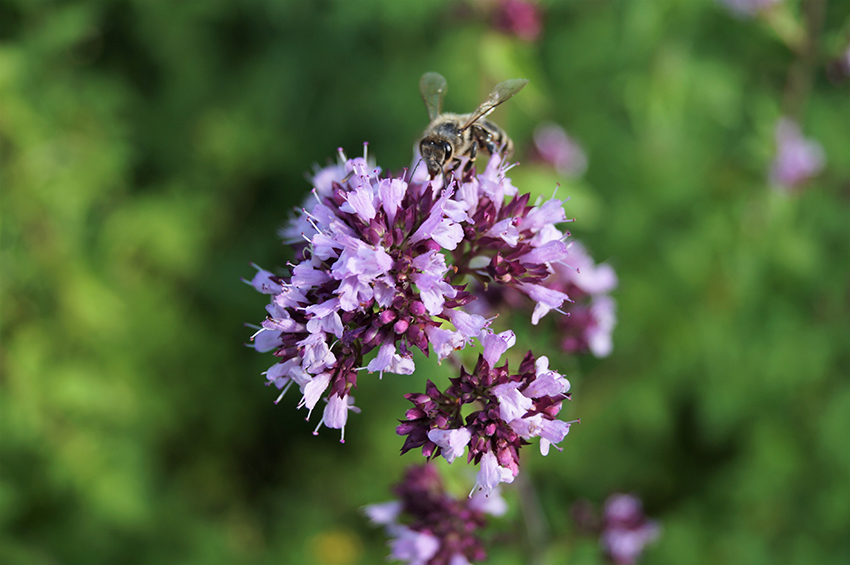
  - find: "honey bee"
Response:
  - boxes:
[418,72,528,178]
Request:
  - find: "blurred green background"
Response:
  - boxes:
[2,0,849,563]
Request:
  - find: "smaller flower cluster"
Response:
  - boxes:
[365,463,506,565]
[397,331,576,494]
[572,494,661,565]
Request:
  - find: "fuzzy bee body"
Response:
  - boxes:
[418,73,527,178]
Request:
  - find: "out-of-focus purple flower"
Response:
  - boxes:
[548,242,617,357]
[600,494,661,565]
[769,118,825,190]
[717,0,779,17]
[532,123,588,177]
[390,529,440,565]
[364,464,505,564]
[571,493,661,565]
[826,45,850,83]
[493,0,543,42]
[397,334,576,495]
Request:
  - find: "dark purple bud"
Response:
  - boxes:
[273,347,298,358]
[396,421,420,435]
[362,325,379,344]
[425,380,442,400]
[422,440,436,458]
[433,414,449,428]
[404,392,430,404]
[408,324,428,353]
[394,319,409,334]
[406,408,426,420]
[409,301,427,316]
[379,309,397,324]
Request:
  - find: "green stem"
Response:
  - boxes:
[781,0,828,120]
[515,472,550,565]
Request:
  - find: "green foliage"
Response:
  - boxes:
[2,0,849,563]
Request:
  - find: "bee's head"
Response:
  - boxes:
[420,138,453,177]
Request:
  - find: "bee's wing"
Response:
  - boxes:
[461,78,528,131]
[420,72,448,122]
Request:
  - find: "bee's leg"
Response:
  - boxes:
[463,140,478,174]
[468,125,494,155]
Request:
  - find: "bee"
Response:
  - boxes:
[418,72,528,178]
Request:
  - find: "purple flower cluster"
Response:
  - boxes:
[248,146,576,442]
[397,333,575,495]
[769,118,825,191]
[364,463,507,565]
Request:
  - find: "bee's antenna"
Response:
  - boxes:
[407,158,424,183]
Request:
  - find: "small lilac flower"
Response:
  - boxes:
[365,464,504,565]
[443,309,489,340]
[427,428,472,463]
[481,330,515,368]
[532,123,588,177]
[425,325,465,361]
[717,0,779,17]
[518,282,570,325]
[493,0,543,42]
[245,264,283,294]
[492,381,533,422]
[397,337,576,494]
[367,342,415,378]
[314,393,361,442]
[769,118,825,191]
[468,485,508,517]
[474,451,516,495]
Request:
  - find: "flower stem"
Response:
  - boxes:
[781,0,828,120]
[515,472,550,565]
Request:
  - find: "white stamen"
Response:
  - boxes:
[274,380,294,404]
